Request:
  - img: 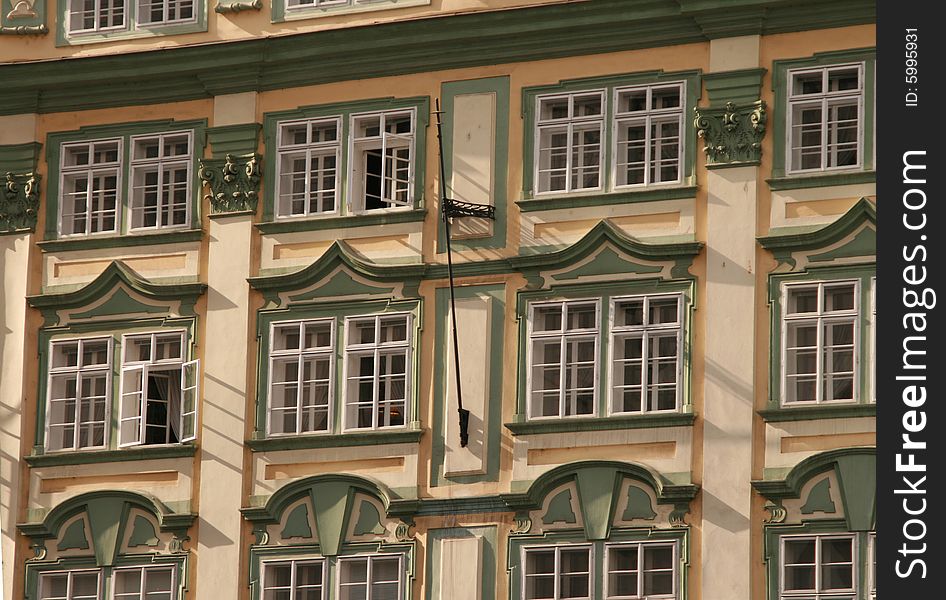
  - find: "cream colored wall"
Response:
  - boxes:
[0,0,575,63]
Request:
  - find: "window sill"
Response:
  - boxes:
[276,0,431,24]
[38,229,203,252]
[247,428,423,451]
[504,413,695,435]
[25,444,196,468]
[517,185,698,213]
[58,20,208,47]
[256,208,426,235]
[766,171,875,191]
[758,403,876,422]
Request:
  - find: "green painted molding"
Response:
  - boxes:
[256,207,426,235]
[387,496,509,519]
[247,428,423,451]
[0,0,874,116]
[758,197,875,259]
[766,170,876,191]
[25,443,197,468]
[770,47,876,179]
[542,490,577,525]
[758,403,875,422]
[694,100,766,167]
[37,228,203,252]
[198,153,262,214]
[17,489,195,547]
[703,68,766,107]
[128,515,160,547]
[437,76,510,253]
[280,503,314,540]
[800,478,836,515]
[26,260,207,321]
[0,142,43,173]
[505,413,695,435]
[623,486,657,521]
[207,123,261,158]
[508,219,703,278]
[516,185,698,213]
[751,446,874,500]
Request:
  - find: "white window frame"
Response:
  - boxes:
[869,276,876,404]
[608,293,684,416]
[67,0,128,35]
[867,533,876,600]
[604,541,679,600]
[38,568,102,600]
[266,318,336,437]
[58,138,123,237]
[135,0,198,27]
[611,82,685,189]
[118,331,199,447]
[260,558,327,600]
[342,313,412,432]
[778,533,858,600]
[348,109,416,214]
[526,299,600,420]
[275,117,343,219]
[127,130,194,232]
[786,63,865,175]
[44,336,113,453]
[110,565,177,600]
[521,544,594,600]
[336,553,404,600]
[533,90,606,196]
[780,280,860,406]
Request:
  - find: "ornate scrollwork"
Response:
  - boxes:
[197,153,261,214]
[394,519,415,542]
[0,24,48,35]
[669,504,689,527]
[214,0,263,13]
[1,171,40,233]
[29,542,47,560]
[764,503,787,524]
[693,100,766,167]
[169,534,191,553]
[511,512,533,535]
[252,525,270,546]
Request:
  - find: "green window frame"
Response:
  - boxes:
[770,48,876,187]
[271,0,430,25]
[250,543,414,600]
[260,97,429,233]
[33,317,199,461]
[27,556,187,600]
[56,0,208,46]
[508,529,688,600]
[520,69,701,207]
[767,267,875,415]
[516,280,695,425]
[764,522,874,600]
[254,300,422,446]
[44,119,206,246]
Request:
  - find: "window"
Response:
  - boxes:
[276,119,341,218]
[350,110,415,212]
[610,295,682,415]
[69,0,125,34]
[787,64,864,173]
[55,129,196,239]
[605,542,676,600]
[524,292,686,421]
[867,534,875,600]
[613,84,683,187]
[779,535,856,600]
[338,555,402,600]
[46,338,111,452]
[39,569,100,600]
[129,132,193,231]
[523,545,592,600]
[66,0,199,36]
[528,300,599,419]
[112,566,175,600]
[528,78,690,198]
[344,314,411,431]
[119,331,199,447]
[261,559,325,600]
[60,139,121,236]
[535,92,604,194]
[781,281,858,405]
[278,0,431,22]
[268,320,334,436]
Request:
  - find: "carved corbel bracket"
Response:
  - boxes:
[1,171,40,233]
[197,153,261,214]
[694,100,766,167]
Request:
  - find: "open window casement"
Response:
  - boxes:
[119,364,146,447]
[180,359,199,443]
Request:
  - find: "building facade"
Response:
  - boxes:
[0,1,877,599]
